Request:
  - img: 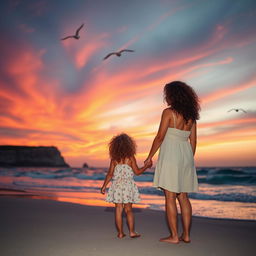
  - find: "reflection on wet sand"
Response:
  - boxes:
[1,188,255,220]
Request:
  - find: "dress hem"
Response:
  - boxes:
[105,200,141,204]
[153,184,198,193]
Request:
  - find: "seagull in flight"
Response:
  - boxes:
[227,108,247,113]
[61,23,84,40]
[103,49,135,60]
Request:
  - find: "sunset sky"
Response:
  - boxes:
[0,0,255,167]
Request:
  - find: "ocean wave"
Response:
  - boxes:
[138,187,256,203]
[74,173,105,180]
[4,169,152,181]
[7,179,256,203]
[10,170,106,180]
[15,171,72,179]
[196,169,210,175]
[199,175,256,185]
[189,192,256,203]
[134,175,153,182]
[1,167,255,186]
[13,181,99,191]
[209,169,247,175]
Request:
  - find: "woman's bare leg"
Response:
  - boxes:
[115,203,125,238]
[160,190,179,244]
[124,203,140,237]
[177,193,192,242]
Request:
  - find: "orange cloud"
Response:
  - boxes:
[61,25,110,69]
[75,41,104,68]
[1,8,255,168]
[198,117,256,129]
[75,33,109,68]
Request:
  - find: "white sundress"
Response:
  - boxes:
[153,112,198,193]
[106,163,140,204]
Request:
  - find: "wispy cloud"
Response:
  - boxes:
[18,23,35,33]
[0,0,255,166]
[119,4,189,50]
[202,78,256,105]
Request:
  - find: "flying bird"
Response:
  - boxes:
[227,108,247,113]
[61,23,84,40]
[103,49,135,60]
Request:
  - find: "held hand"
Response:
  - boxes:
[146,159,153,168]
[144,158,152,167]
[144,159,153,168]
[101,186,106,194]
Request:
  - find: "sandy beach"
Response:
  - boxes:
[1,196,255,256]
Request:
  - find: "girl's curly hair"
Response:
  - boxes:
[109,133,136,163]
[164,81,200,123]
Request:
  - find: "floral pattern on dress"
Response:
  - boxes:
[106,164,140,203]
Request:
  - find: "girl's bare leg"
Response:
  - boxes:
[115,203,125,238]
[160,190,179,244]
[124,203,140,237]
[177,193,192,242]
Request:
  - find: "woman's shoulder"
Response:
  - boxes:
[161,108,173,120]
[162,107,173,115]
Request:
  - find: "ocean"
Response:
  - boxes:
[0,166,255,220]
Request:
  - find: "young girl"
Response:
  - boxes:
[101,133,152,239]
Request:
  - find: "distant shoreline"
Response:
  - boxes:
[0,145,69,167]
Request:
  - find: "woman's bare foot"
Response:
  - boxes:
[117,233,126,239]
[130,232,141,238]
[160,236,179,244]
[179,233,191,243]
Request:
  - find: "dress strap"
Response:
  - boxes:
[172,111,176,128]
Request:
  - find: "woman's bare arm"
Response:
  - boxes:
[189,121,197,156]
[131,156,152,176]
[101,160,115,194]
[145,109,170,163]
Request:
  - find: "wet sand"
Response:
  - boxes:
[0,196,255,256]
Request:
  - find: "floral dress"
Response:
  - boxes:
[106,164,140,203]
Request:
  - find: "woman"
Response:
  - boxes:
[144,81,200,244]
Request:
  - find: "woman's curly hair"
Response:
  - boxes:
[109,133,136,163]
[164,81,200,123]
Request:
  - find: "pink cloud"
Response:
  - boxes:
[18,23,35,33]
[201,78,256,105]
[75,38,107,68]
[61,28,109,69]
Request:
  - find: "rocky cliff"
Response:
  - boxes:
[0,146,69,167]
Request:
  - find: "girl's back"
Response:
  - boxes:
[112,161,134,181]
[106,159,141,204]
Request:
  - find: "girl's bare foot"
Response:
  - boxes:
[130,232,141,238]
[160,236,179,244]
[117,233,126,239]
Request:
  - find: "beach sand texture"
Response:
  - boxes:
[1,196,255,256]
